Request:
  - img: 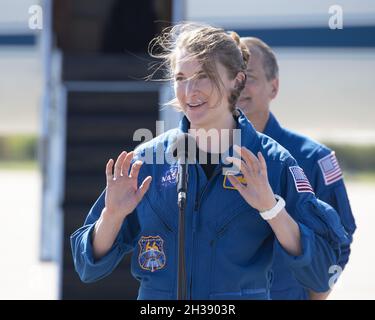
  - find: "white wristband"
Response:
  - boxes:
[259,195,285,220]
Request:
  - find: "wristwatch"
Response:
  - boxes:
[259,195,285,220]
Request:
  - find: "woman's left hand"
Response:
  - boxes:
[226,145,277,212]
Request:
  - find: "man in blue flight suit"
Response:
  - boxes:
[238,37,356,300]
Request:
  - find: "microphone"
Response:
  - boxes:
[172,133,196,209]
[170,133,196,300]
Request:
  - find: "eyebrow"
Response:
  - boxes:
[175,70,205,77]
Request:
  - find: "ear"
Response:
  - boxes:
[269,77,279,99]
[234,71,246,89]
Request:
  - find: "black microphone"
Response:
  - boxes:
[171,133,196,300]
[172,133,196,209]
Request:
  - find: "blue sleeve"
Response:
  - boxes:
[274,158,350,292]
[313,150,356,270]
[70,188,140,283]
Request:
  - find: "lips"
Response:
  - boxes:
[187,101,207,108]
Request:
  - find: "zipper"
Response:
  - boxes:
[194,165,222,212]
[189,163,222,300]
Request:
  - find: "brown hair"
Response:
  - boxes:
[148,22,249,113]
[241,37,279,81]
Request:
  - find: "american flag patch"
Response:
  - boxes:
[318,151,343,185]
[289,166,314,193]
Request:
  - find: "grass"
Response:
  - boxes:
[324,143,375,172]
[0,160,38,171]
[1,159,374,185]
[0,136,374,181]
[345,170,375,184]
[0,134,38,170]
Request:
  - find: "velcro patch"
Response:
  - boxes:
[289,166,314,194]
[223,172,247,190]
[318,151,343,185]
[138,235,166,272]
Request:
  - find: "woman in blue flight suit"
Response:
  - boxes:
[70,23,348,300]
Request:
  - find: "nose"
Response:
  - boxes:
[185,78,198,97]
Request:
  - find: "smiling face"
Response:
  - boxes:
[149,23,249,131]
[174,49,239,130]
[238,47,278,117]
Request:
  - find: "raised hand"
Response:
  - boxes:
[105,151,152,220]
[226,145,277,212]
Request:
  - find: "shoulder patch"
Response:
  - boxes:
[289,166,314,194]
[318,151,343,185]
[138,235,166,272]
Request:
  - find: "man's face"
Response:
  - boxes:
[238,49,278,117]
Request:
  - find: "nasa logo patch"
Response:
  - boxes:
[160,165,178,188]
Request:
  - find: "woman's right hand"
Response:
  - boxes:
[104,151,152,221]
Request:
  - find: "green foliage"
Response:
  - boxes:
[0,135,374,173]
[0,135,38,161]
[325,143,375,172]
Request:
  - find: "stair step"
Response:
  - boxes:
[67,91,160,115]
[63,54,163,81]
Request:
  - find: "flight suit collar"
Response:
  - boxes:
[178,108,259,161]
[263,112,284,141]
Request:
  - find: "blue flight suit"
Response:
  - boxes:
[70,109,349,300]
[264,112,356,300]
